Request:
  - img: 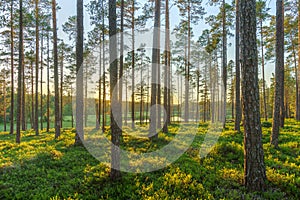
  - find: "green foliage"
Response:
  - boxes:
[0,120,299,199]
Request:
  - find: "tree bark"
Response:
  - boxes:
[10,0,14,135]
[297,1,300,121]
[234,0,241,132]
[125,73,128,126]
[149,0,160,138]
[260,19,268,121]
[109,0,121,181]
[222,0,227,128]
[40,30,43,130]
[271,0,284,148]
[31,61,34,129]
[184,1,191,123]
[47,30,50,132]
[21,59,25,131]
[240,0,266,191]
[85,64,88,127]
[119,0,124,130]
[291,34,299,121]
[279,1,285,128]
[52,0,61,139]
[35,0,39,136]
[131,2,135,129]
[75,0,84,144]
[163,0,170,133]
[139,62,143,125]
[102,0,106,132]
[196,72,200,122]
[16,0,23,144]
[3,78,7,132]
[96,43,102,130]
[60,49,64,128]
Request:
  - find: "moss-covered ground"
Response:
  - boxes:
[0,120,299,199]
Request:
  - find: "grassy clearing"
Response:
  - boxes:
[0,120,299,199]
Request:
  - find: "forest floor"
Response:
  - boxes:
[0,120,299,199]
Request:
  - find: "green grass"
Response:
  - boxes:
[0,120,299,199]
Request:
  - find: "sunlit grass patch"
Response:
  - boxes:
[138,167,214,200]
[267,167,299,197]
[218,168,243,185]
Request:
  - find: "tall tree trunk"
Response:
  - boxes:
[240,0,266,191]
[97,44,102,130]
[47,30,50,132]
[131,2,135,129]
[125,74,128,126]
[84,64,88,127]
[184,1,191,123]
[35,0,39,136]
[4,78,7,132]
[222,0,227,128]
[140,65,143,125]
[60,51,64,128]
[102,38,106,132]
[167,53,171,124]
[102,0,106,132]
[260,20,267,121]
[102,43,106,132]
[31,61,34,129]
[40,30,43,130]
[10,0,14,135]
[146,64,150,125]
[204,65,207,122]
[285,94,289,118]
[234,0,241,132]
[109,0,122,181]
[163,0,170,133]
[279,2,285,128]
[271,0,284,148]
[119,0,124,129]
[22,54,26,131]
[231,82,234,119]
[196,73,200,122]
[297,1,300,121]
[179,73,182,120]
[16,0,23,143]
[71,85,74,128]
[52,0,61,139]
[75,0,84,144]
[149,0,160,138]
[157,54,161,129]
[291,34,299,121]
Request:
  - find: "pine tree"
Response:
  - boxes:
[52,0,61,139]
[109,0,121,181]
[271,0,284,148]
[234,0,241,131]
[240,0,266,191]
[16,0,24,144]
[75,0,84,144]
